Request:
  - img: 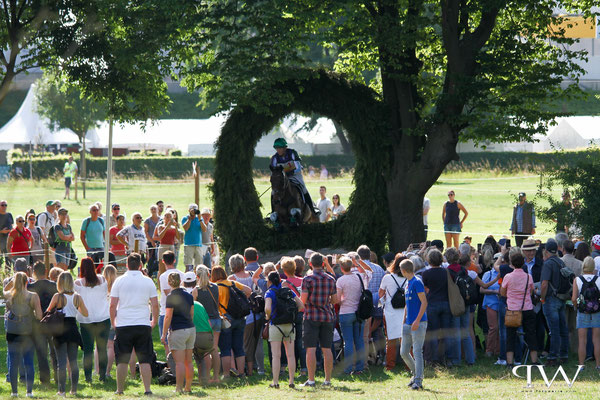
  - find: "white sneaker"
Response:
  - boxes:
[495,359,507,366]
[514,361,522,366]
[11,394,17,398]
[26,393,33,398]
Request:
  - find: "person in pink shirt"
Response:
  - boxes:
[500,252,540,367]
[334,256,370,374]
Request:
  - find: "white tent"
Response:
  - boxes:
[0,84,83,150]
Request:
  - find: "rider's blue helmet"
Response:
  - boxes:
[273,138,288,149]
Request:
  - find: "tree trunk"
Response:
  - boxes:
[0,71,16,107]
[332,120,352,154]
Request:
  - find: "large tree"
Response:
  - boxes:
[176,0,593,251]
[35,72,104,198]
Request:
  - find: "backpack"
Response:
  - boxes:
[455,267,479,305]
[249,292,265,314]
[271,287,298,325]
[390,275,407,309]
[548,258,575,301]
[5,294,34,335]
[82,216,105,234]
[218,283,251,319]
[577,276,600,314]
[35,211,52,231]
[355,274,373,321]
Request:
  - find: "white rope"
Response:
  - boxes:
[426,228,556,239]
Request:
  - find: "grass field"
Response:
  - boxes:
[0,171,582,399]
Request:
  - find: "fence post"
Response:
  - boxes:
[44,243,50,271]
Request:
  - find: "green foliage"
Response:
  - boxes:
[213,70,389,255]
[35,72,104,139]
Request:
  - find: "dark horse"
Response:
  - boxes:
[269,166,319,228]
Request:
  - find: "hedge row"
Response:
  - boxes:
[11,149,600,180]
[11,154,356,180]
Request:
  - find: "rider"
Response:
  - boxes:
[270,138,317,214]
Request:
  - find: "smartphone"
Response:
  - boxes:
[506,239,511,249]
[477,243,482,253]
[411,243,421,250]
[426,240,431,248]
[185,264,194,272]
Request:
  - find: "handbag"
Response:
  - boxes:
[505,275,529,328]
[262,322,270,340]
[40,308,65,336]
[447,269,466,316]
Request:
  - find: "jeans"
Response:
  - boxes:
[294,312,306,370]
[401,322,428,385]
[7,335,34,394]
[339,313,365,373]
[32,321,57,384]
[498,299,507,361]
[426,301,455,364]
[159,315,168,346]
[542,296,569,360]
[80,319,111,381]
[56,341,79,394]
[452,311,475,365]
[202,248,212,269]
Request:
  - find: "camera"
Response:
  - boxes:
[194,209,201,215]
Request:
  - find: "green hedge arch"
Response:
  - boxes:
[213,70,390,255]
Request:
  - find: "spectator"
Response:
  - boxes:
[144,205,161,276]
[191,295,214,383]
[182,204,206,272]
[317,186,332,223]
[320,164,329,179]
[228,254,263,376]
[48,267,62,282]
[36,200,57,239]
[62,156,77,200]
[7,215,32,262]
[156,200,165,217]
[510,192,536,247]
[281,257,306,374]
[200,208,215,269]
[158,251,185,356]
[109,215,127,271]
[540,240,570,365]
[108,203,124,228]
[0,199,14,264]
[54,208,74,270]
[480,259,501,358]
[193,265,221,383]
[423,197,431,240]
[244,247,260,272]
[378,254,407,371]
[26,212,45,264]
[155,210,178,267]
[562,239,583,351]
[421,248,455,366]
[161,273,195,394]
[571,257,600,369]
[27,261,58,385]
[264,271,304,388]
[117,212,148,260]
[501,252,540,366]
[300,252,337,387]
[358,245,383,363]
[548,191,571,233]
[4,271,43,397]
[294,255,306,277]
[102,265,119,378]
[109,253,159,395]
[80,204,105,259]
[211,264,252,378]
[555,232,569,256]
[575,241,591,262]
[442,190,468,249]
[331,194,346,220]
[47,271,89,396]
[74,257,111,383]
[562,239,583,277]
[399,259,428,391]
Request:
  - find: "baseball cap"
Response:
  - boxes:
[189,203,199,210]
[545,240,558,254]
[183,271,197,283]
[592,235,600,251]
[14,258,28,272]
[46,200,57,207]
[518,192,526,197]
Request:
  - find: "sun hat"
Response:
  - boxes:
[521,239,538,251]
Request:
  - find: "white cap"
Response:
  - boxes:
[183,271,197,283]
[201,208,211,215]
[189,203,199,210]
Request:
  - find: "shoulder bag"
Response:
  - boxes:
[505,275,529,328]
[447,269,466,316]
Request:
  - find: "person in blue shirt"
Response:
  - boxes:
[181,204,206,272]
[400,259,428,391]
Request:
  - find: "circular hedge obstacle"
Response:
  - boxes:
[213,70,390,255]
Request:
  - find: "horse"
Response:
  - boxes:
[268,166,319,229]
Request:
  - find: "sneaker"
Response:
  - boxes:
[322,381,332,388]
[302,381,316,388]
[11,394,18,398]
[514,361,522,366]
[494,359,507,366]
[411,382,423,390]
[26,393,33,398]
[407,378,415,387]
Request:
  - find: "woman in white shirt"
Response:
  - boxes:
[331,194,346,220]
[572,256,600,369]
[379,254,407,371]
[74,257,110,383]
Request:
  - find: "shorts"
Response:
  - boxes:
[303,320,334,349]
[183,245,202,266]
[444,224,461,233]
[108,328,115,341]
[209,318,222,333]
[65,177,72,188]
[114,325,154,364]
[158,244,175,263]
[269,323,295,342]
[168,327,196,351]
[55,248,71,265]
[193,331,214,362]
[576,312,600,329]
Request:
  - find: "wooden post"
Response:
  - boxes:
[193,162,200,206]
[134,239,139,254]
[44,243,50,271]
[74,174,78,201]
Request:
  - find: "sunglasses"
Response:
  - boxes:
[0,204,7,207]
[448,193,454,196]
[91,209,99,212]
[113,207,120,210]
[16,220,24,223]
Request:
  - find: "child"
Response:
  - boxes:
[400,259,428,390]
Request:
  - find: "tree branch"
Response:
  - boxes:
[363,1,377,19]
